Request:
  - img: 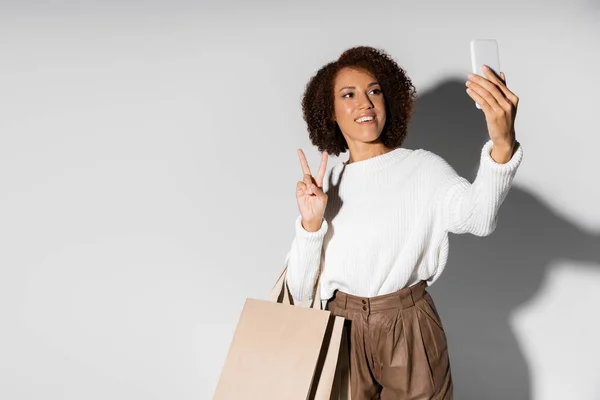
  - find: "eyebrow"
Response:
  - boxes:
[338,82,380,93]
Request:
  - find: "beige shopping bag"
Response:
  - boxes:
[213,266,350,400]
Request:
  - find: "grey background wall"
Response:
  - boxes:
[1,1,599,399]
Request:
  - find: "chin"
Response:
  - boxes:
[360,128,383,138]
[359,133,383,143]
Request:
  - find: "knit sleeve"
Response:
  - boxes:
[435,139,524,236]
[283,215,328,304]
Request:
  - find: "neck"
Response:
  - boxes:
[345,145,394,165]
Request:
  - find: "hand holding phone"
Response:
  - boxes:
[470,39,501,109]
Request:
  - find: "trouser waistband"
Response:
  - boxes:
[329,280,428,313]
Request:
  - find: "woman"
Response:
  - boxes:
[285,46,523,399]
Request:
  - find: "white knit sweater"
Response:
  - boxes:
[284,139,524,307]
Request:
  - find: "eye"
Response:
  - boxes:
[341,88,381,98]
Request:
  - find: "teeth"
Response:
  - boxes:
[355,116,374,122]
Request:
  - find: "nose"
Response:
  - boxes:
[359,93,374,110]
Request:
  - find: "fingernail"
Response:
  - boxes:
[482,64,488,69]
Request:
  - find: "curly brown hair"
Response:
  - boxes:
[301,46,417,157]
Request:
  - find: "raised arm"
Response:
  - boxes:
[434,139,524,236]
[285,148,329,303]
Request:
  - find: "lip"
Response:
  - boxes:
[354,113,376,124]
[356,119,376,125]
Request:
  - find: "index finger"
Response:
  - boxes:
[297,149,312,177]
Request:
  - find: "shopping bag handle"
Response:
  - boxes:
[268,266,323,310]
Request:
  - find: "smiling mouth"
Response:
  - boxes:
[355,116,376,124]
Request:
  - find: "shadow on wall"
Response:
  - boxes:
[401,79,600,400]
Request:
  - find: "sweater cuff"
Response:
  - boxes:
[481,139,524,174]
[295,214,328,238]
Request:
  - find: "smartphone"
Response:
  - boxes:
[470,39,501,109]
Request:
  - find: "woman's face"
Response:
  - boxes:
[332,67,386,144]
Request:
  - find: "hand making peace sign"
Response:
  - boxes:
[296,149,329,232]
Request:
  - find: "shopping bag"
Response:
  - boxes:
[213,265,348,400]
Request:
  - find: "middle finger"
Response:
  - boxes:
[315,152,328,187]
